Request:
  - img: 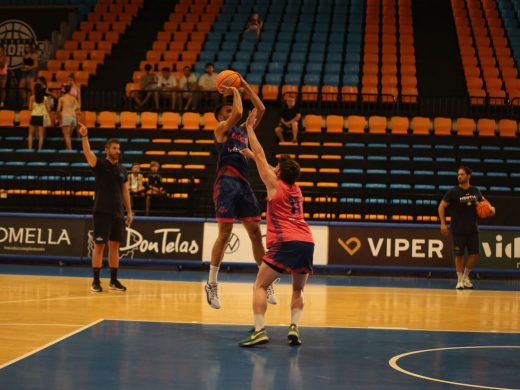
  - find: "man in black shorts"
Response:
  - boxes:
[438,166,495,289]
[79,123,133,292]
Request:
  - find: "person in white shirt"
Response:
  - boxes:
[179,65,198,111]
[157,67,177,111]
[197,63,220,109]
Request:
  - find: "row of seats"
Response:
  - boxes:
[301,114,518,136]
[0,110,218,131]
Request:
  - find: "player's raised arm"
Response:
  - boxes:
[78,123,97,167]
[215,86,242,141]
[241,110,277,195]
[240,75,265,128]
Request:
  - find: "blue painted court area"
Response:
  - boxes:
[0,321,518,390]
[1,263,520,291]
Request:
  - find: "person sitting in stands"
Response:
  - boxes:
[145,161,166,215]
[274,95,300,143]
[129,162,146,197]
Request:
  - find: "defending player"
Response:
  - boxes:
[238,109,314,347]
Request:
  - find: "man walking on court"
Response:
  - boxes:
[438,166,495,289]
[205,76,277,309]
[79,123,133,292]
[238,109,314,347]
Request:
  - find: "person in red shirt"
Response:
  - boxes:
[238,109,314,348]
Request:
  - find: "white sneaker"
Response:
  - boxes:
[204,282,221,309]
[266,278,280,305]
[463,277,473,289]
[456,280,464,290]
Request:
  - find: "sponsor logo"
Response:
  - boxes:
[225,233,240,254]
[87,227,200,258]
[337,236,444,259]
[0,20,45,69]
[0,227,71,245]
[482,234,520,259]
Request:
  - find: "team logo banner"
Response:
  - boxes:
[0,215,86,257]
[0,20,45,69]
[85,219,204,261]
[329,225,453,267]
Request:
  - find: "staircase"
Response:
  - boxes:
[412,0,467,97]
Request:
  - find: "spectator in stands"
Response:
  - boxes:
[179,65,198,111]
[0,44,7,108]
[197,63,219,109]
[274,95,301,143]
[244,12,263,40]
[28,83,51,150]
[56,83,80,150]
[157,66,177,111]
[78,125,132,293]
[438,166,495,290]
[129,162,146,198]
[133,64,159,110]
[36,76,56,110]
[19,44,39,108]
[66,73,81,108]
[145,161,166,215]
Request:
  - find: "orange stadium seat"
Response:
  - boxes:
[347,115,366,134]
[161,112,180,130]
[18,110,31,127]
[476,118,496,136]
[140,112,158,129]
[261,85,279,101]
[182,112,201,130]
[202,112,218,131]
[390,116,409,134]
[325,115,344,133]
[497,119,517,137]
[120,111,138,129]
[368,116,387,134]
[411,117,431,135]
[455,118,475,136]
[433,117,453,136]
[304,115,323,133]
[98,111,117,128]
[79,111,97,128]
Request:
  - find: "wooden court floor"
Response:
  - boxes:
[1,267,519,368]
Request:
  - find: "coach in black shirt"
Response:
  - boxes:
[438,166,495,290]
[79,123,133,293]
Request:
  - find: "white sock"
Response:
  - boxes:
[463,268,470,279]
[456,272,463,281]
[291,308,302,326]
[254,314,265,331]
[208,265,219,284]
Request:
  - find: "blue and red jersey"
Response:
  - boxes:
[215,125,250,182]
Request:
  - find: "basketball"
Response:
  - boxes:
[216,70,241,92]
[476,200,493,218]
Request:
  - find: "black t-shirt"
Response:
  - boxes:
[147,173,163,188]
[280,104,299,123]
[442,185,483,234]
[92,158,128,217]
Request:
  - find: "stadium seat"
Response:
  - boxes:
[433,117,452,136]
[304,115,323,133]
[182,112,201,130]
[120,111,138,129]
[455,118,475,136]
[0,110,15,127]
[98,111,117,128]
[411,117,431,135]
[161,112,180,130]
[325,115,344,133]
[202,112,218,131]
[498,119,517,137]
[347,115,366,134]
[368,116,387,134]
[390,116,409,134]
[476,118,496,136]
[140,112,158,129]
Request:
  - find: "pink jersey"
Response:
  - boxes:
[266,180,314,248]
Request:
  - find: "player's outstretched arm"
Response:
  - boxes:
[240,75,265,128]
[242,110,277,196]
[78,123,97,167]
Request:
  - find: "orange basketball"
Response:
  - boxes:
[476,200,493,219]
[216,70,241,92]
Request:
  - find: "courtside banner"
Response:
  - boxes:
[478,228,520,270]
[83,218,204,261]
[202,222,328,265]
[0,214,85,257]
[328,224,453,267]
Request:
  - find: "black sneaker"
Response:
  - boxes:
[91,280,102,293]
[288,324,302,346]
[109,279,127,291]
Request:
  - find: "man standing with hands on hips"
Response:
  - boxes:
[79,123,133,292]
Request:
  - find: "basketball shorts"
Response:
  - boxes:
[452,231,480,256]
[93,213,126,244]
[264,241,315,274]
[213,175,261,222]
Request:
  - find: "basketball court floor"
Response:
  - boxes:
[0,264,519,389]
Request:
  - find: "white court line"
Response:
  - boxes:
[0,323,85,327]
[106,318,520,334]
[0,319,104,370]
[389,346,520,390]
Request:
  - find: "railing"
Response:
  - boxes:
[2,87,519,119]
